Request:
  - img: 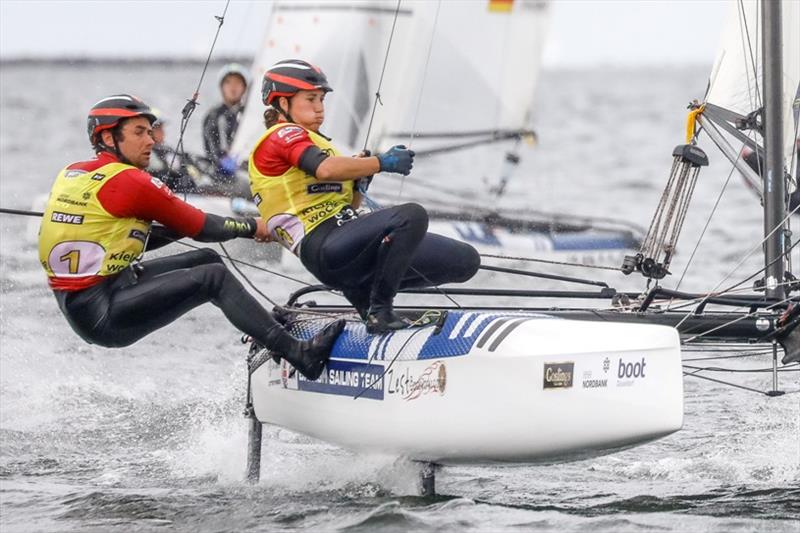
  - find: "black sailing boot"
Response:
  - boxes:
[364,237,410,334]
[365,306,411,334]
[264,319,345,380]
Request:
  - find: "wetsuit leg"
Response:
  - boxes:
[136,248,222,277]
[59,249,286,348]
[396,232,481,289]
[308,203,429,312]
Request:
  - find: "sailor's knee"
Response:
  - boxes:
[453,244,480,282]
[398,202,429,235]
[189,262,230,295]
[194,247,223,264]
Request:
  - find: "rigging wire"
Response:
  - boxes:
[168,1,231,177]
[479,253,622,271]
[674,200,800,330]
[398,0,442,201]
[361,0,403,152]
[683,364,799,373]
[683,351,775,362]
[354,325,429,400]
[682,370,775,396]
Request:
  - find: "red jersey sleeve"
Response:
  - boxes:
[97,169,206,237]
[252,124,316,176]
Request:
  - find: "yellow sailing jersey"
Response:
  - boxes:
[38,162,151,282]
[249,124,353,253]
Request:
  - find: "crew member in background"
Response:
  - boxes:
[249,60,480,334]
[741,137,800,212]
[147,108,201,193]
[202,63,250,195]
[39,94,343,379]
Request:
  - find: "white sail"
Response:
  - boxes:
[704,0,800,177]
[371,0,550,153]
[230,1,394,159]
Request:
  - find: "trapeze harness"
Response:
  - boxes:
[249,123,480,314]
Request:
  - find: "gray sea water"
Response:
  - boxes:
[1,61,798,532]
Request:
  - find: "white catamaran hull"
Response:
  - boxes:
[251,311,683,464]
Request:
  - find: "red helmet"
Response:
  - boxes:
[261,59,333,106]
[87,94,157,146]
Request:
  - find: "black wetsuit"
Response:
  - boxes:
[54,247,283,348]
[202,102,241,168]
[148,143,200,193]
[201,102,250,196]
[51,214,286,348]
[300,202,481,315]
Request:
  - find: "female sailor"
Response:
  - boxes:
[249,59,480,333]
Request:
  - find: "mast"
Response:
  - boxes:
[762,0,786,299]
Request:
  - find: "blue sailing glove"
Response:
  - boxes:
[218,155,238,176]
[377,145,415,175]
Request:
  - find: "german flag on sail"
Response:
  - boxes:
[488,0,514,13]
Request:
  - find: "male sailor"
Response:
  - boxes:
[201,63,250,195]
[38,94,343,379]
[248,59,480,333]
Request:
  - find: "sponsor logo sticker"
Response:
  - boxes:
[297,360,384,400]
[307,183,343,194]
[582,357,611,389]
[543,362,574,389]
[252,193,262,206]
[387,361,447,401]
[616,357,648,387]
[277,125,304,143]
[90,173,106,181]
[50,211,84,225]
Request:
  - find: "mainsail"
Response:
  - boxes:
[702,0,799,183]
[371,0,550,156]
[230,1,394,158]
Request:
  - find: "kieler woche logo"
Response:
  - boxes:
[543,362,574,389]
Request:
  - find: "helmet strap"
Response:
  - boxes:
[99,127,133,166]
[275,98,294,124]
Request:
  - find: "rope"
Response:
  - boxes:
[685,105,705,143]
[671,151,738,295]
[354,325,429,400]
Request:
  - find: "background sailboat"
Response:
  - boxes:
[229,0,642,264]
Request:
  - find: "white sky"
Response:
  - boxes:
[0,0,729,67]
